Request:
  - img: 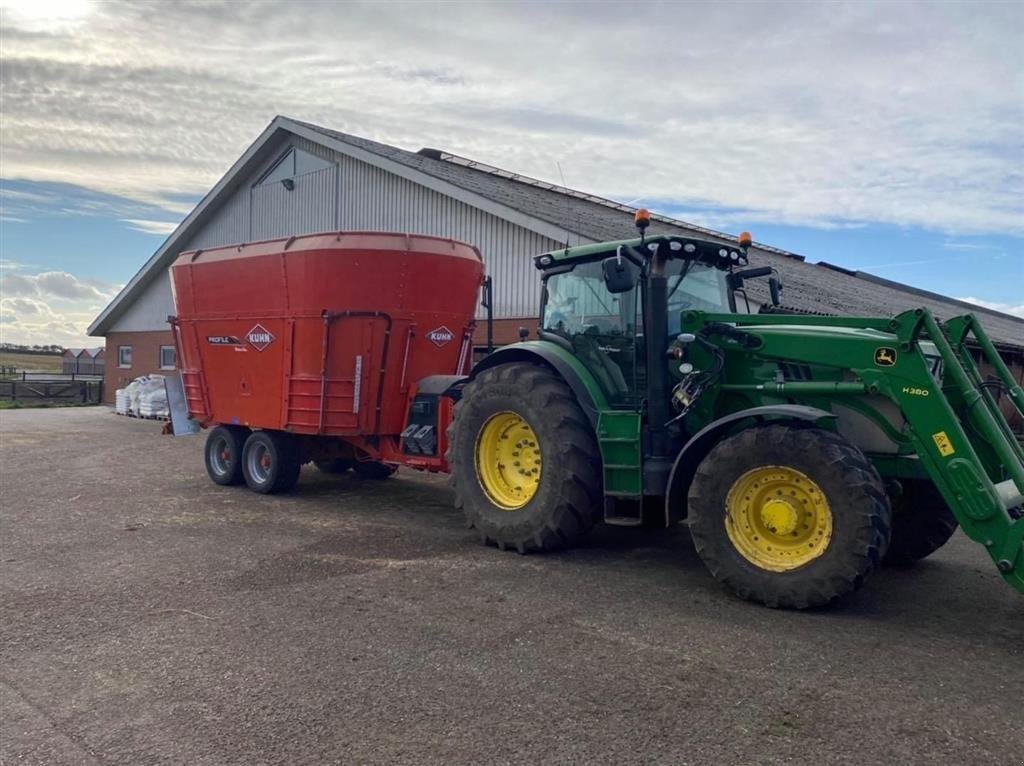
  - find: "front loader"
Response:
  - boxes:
[448,211,1024,608]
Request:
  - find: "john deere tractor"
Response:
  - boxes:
[448,211,1024,608]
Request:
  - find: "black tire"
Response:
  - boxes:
[314,458,355,474]
[688,425,891,609]
[241,430,301,494]
[204,425,249,486]
[447,363,602,553]
[353,461,397,480]
[884,479,959,564]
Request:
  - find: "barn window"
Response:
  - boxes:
[118,345,132,368]
[255,147,333,187]
[159,345,176,370]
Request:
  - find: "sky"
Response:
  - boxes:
[0,0,1022,348]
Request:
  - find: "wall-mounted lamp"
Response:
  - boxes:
[281,178,295,191]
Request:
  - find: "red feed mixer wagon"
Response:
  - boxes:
[169,231,484,492]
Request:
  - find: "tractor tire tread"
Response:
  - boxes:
[688,424,891,609]
[447,362,601,554]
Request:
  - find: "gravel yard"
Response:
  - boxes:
[2,407,1021,765]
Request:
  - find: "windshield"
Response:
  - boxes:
[542,258,730,336]
[665,260,731,326]
[541,257,730,406]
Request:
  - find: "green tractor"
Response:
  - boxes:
[448,212,1024,608]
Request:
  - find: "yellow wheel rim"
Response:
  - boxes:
[475,411,542,510]
[725,465,833,572]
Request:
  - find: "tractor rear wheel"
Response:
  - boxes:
[353,461,397,480]
[204,425,249,486]
[448,363,602,553]
[884,479,959,564]
[688,425,891,609]
[314,458,354,474]
[241,430,301,494]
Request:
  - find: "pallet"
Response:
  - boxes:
[115,410,170,422]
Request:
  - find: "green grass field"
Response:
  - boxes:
[0,352,64,373]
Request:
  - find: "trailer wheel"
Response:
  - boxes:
[204,425,249,486]
[448,363,601,553]
[314,459,355,474]
[884,479,959,564]
[688,425,891,609]
[242,431,301,494]
[353,461,397,480]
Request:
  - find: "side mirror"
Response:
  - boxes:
[769,276,783,306]
[727,266,772,290]
[602,256,636,294]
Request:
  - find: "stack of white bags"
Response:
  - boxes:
[115,374,169,418]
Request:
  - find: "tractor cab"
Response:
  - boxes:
[533,226,759,409]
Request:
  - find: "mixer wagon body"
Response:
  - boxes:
[169,231,484,474]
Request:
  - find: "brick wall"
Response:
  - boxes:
[102,330,176,403]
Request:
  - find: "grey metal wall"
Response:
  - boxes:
[177,135,562,319]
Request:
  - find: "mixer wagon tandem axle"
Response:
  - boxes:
[169,226,1024,608]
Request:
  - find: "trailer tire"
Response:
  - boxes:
[204,425,249,486]
[448,362,602,553]
[314,459,354,474]
[884,479,959,564]
[353,461,397,480]
[688,425,891,609]
[242,430,301,494]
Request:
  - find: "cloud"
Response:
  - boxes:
[0,267,119,346]
[1,269,117,301]
[121,218,179,235]
[0,1,1021,237]
[0,295,107,347]
[955,297,1024,319]
[1,296,50,316]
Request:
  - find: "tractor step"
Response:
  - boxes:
[604,497,643,526]
[597,411,643,500]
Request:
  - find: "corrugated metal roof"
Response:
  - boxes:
[294,119,1023,349]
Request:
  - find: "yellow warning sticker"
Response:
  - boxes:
[932,431,955,457]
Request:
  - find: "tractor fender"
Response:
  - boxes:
[469,343,603,427]
[664,404,836,526]
[414,374,469,398]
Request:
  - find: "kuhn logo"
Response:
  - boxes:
[245,324,275,351]
[425,326,455,348]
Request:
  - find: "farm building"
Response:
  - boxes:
[88,116,1024,430]
[61,347,104,375]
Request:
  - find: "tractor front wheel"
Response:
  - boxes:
[884,479,959,564]
[448,363,602,553]
[688,425,891,609]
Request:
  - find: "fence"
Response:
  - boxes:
[0,379,103,405]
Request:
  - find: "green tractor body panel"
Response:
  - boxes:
[470,340,645,497]
[526,235,1023,595]
[679,309,1024,592]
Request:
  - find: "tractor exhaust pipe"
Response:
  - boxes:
[642,234,673,495]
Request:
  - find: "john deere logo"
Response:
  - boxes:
[245,324,275,352]
[874,347,897,367]
[425,326,455,348]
